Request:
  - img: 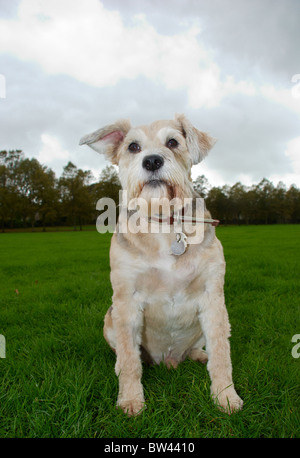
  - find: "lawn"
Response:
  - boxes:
[0,225,299,438]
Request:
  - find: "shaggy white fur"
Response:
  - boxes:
[80,114,243,416]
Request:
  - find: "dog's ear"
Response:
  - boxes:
[175,114,216,165]
[79,119,131,165]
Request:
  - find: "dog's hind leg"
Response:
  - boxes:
[188,335,208,364]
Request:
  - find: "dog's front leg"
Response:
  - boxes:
[199,281,243,414]
[111,293,145,416]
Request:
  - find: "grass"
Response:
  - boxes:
[0,225,299,438]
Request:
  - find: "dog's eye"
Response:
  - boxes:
[166,138,178,149]
[128,142,141,153]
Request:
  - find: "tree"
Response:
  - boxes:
[1,149,300,228]
[193,175,210,198]
[9,158,58,230]
[0,150,24,229]
[255,178,274,224]
[0,162,10,231]
[245,186,259,224]
[93,165,121,201]
[206,186,230,224]
[31,165,59,230]
[286,185,300,223]
[59,162,93,230]
[228,182,247,224]
[272,181,288,224]
[90,165,122,221]
[15,158,40,227]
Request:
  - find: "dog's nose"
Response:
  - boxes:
[142,154,164,172]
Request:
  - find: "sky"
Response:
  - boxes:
[0,0,300,188]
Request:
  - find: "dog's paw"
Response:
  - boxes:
[117,398,146,416]
[212,386,243,414]
[188,348,208,364]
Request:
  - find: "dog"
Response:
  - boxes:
[79,114,243,416]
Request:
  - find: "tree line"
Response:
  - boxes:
[0,149,299,231]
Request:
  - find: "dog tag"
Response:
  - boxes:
[171,232,187,256]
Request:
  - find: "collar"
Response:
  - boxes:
[148,213,219,227]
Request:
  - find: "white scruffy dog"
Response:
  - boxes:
[80,114,243,416]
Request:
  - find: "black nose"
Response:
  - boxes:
[142,154,164,172]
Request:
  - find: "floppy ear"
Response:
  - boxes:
[79,119,131,165]
[175,113,216,165]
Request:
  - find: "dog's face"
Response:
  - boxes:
[80,114,216,204]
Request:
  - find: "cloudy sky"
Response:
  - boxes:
[0,0,299,188]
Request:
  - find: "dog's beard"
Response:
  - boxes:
[141,180,174,201]
[140,176,193,202]
[124,163,194,219]
[127,180,191,219]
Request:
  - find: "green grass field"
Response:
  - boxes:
[0,225,299,438]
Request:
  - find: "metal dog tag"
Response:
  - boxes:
[171,232,187,256]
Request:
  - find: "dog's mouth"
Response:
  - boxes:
[140,179,178,201]
[144,179,167,188]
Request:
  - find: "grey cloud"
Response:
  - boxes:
[0,0,299,187]
[189,92,300,184]
[102,0,300,83]
[0,55,188,178]
[1,52,298,186]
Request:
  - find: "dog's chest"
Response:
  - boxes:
[132,244,206,359]
[136,250,197,300]
[136,251,201,328]
[140,267,202,363]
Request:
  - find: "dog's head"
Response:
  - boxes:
[79,114,216,205]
